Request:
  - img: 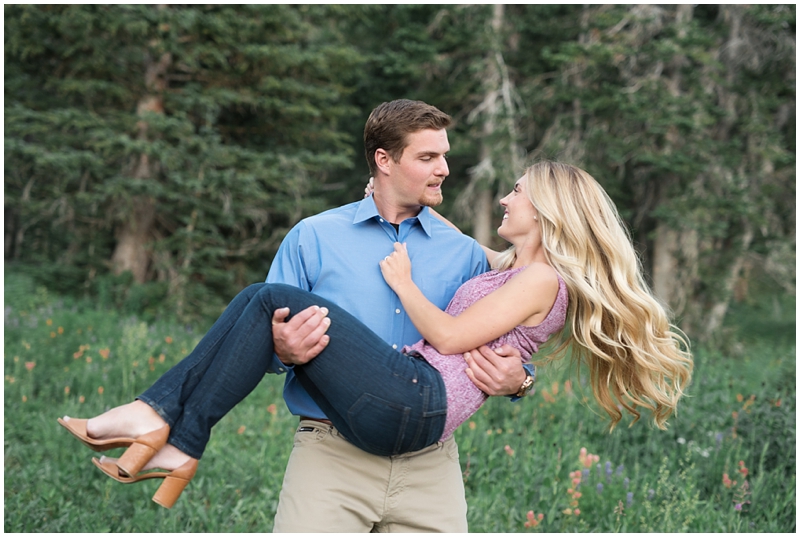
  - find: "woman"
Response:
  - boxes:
[59,161,692,508]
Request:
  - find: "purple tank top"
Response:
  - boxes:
[404,267,568,440]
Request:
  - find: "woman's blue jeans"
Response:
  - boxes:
[138,283,447,458]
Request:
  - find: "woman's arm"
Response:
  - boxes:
[379,243,558,355]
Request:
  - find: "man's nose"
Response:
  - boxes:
[436,156,449,177]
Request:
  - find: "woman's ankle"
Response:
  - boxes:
[144,443,195,471]
[86,401,167,439]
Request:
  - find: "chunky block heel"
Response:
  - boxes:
[116,426,170,477]
[93,456,198,509]
[152,459,198,509]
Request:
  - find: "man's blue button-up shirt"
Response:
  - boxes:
[266,195,489,419]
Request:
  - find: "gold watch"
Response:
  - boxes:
[515,374,535,398]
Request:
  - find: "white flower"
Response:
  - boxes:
[677,437,686,444]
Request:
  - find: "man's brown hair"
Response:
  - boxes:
[364,100,452,177]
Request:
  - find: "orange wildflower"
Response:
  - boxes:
[738,461,749,477]
[524,511,544,528]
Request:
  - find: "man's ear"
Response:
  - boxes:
[374,148,393,176]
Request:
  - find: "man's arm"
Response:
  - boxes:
[267,223,330,367]
[428,208,499,266]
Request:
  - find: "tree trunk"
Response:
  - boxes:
[701,221,755,339]
[111,196,158,283]
[474,189,493,247]
[458,4,521,246]
[651,222,699,319]
[649,6,697,319]
[109,47,171,283]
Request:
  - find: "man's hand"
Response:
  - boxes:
[272,305,331,366]
[464,344,526,396]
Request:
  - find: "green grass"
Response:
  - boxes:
[4,271,796,532]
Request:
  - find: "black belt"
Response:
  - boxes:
[299,416,333,426]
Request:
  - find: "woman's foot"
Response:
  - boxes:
[79,400,167,441]
[60,400,170,469]
[99,443,193,473]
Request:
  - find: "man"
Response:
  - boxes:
[265,99,532,532]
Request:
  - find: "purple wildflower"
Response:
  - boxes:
[627,492,634,506]
[605,461,612,480]
[734,503,743,511]
[597,483,604,494]
[616,464,625,476]
[623,477,630,489]
[647,489,655,500]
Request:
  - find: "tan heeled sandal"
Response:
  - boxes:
[57,417,136,451]
[92,456,198,509]
[115,426,170,477]
[59,416,170,478]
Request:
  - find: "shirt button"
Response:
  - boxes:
[395,309,401,314]
[392,344,398,349]
[379,218,384,223]
[278,367,285,373]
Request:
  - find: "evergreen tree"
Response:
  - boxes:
[5,5,363,317]
[518,4,795,339]
[5,4,793,335]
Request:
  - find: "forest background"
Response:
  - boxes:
[5,4,795,336]
[4,4,796,532]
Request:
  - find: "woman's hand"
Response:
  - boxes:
[379,242,412,292]
[364,177,374,198]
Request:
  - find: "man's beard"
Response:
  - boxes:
[419,192,443,208]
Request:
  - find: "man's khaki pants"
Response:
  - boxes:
[272,419,468,532]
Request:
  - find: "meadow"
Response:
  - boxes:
[4,271,795,532]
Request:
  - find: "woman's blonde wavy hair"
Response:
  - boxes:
[493,161,693,430]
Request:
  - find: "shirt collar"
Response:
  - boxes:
[353,195,434,238]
